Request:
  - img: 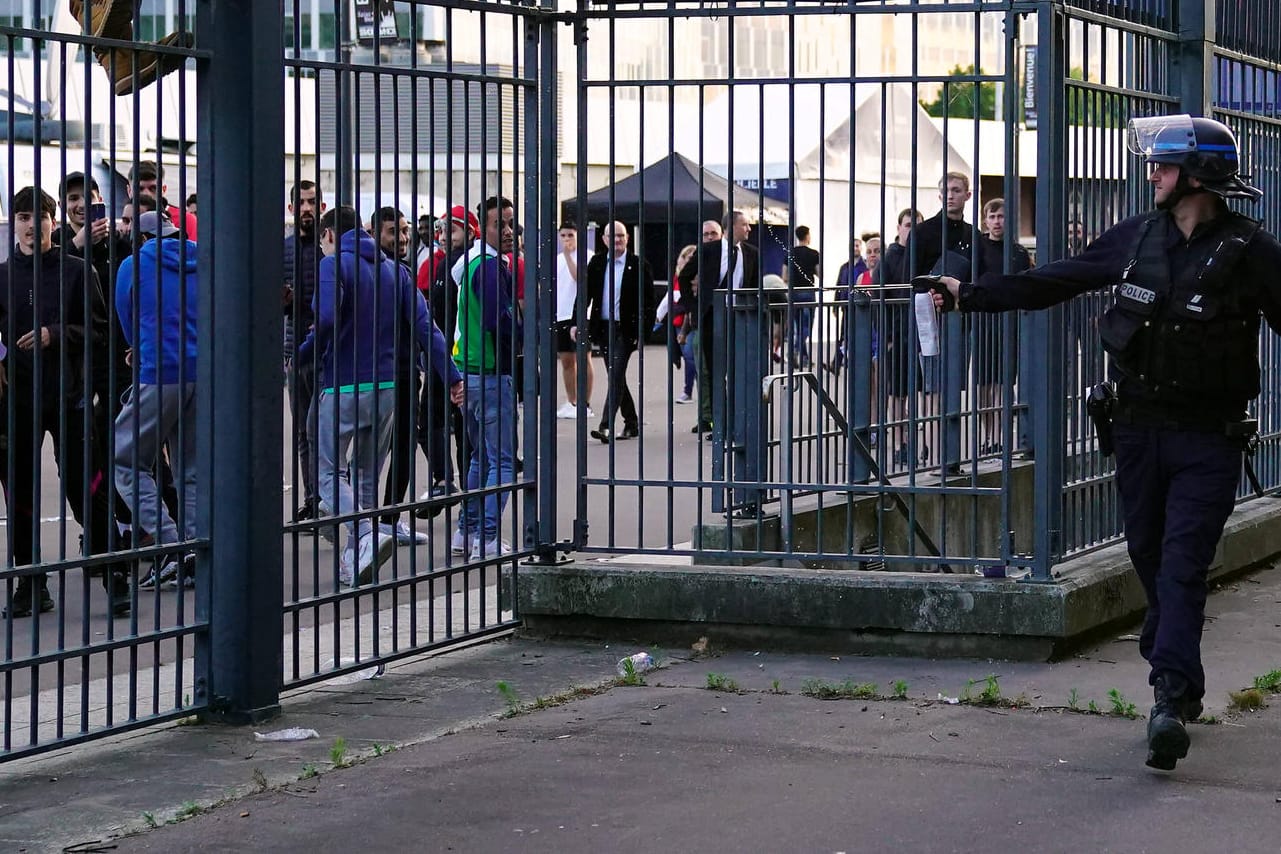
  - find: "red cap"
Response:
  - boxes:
[439,205,480,238]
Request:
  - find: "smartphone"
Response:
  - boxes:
[90,203,107,222]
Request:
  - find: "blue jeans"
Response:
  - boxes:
[460,373,517,541]
[789,305,814,361]
[680,333,697,396]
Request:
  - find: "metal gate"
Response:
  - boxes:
[5,0,1281,764]
[276,0,549,691]
[563,0,1281,580]
[566,0,1032,576]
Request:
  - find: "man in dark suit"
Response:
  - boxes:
[680,209,760,433]
[584,221,655,443]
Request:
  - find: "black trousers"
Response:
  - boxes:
[1113,422,1242,702]
[381,370,419,525]
[288,361,317,504]
[1,394,127,596]
[422,367,467,489]
[599,335,639,431]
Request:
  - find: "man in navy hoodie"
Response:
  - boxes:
[298,206,464,587]
[113,211,200,589]
[0,186,129,618]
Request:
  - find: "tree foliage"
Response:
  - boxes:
[920,65,997,121]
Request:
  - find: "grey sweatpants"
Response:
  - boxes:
[114,382,198,546]
[315,387,396,546]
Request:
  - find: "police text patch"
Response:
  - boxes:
[1118,283,1157,304]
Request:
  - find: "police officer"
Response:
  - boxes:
[933,115,1281,771]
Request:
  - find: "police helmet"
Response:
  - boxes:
[1126,114,1262,202]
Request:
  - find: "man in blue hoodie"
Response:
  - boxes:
[113,210,200,589]
[298,206,464,587]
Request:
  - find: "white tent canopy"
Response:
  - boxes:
[679,83,982,265]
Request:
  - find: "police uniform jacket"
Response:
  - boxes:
[959,207,1281,428]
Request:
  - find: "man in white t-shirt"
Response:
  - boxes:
[555,221,594,419]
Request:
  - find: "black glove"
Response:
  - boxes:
[911,275,956,312]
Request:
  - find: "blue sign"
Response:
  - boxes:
[738,177,791,204]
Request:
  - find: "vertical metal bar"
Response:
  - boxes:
[1030,2,1068,580]
[195,0,284,722]
[1175,0,1214,116]
[533,3,559,562]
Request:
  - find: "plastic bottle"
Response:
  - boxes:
[321,657,384,684]
[616,652,655,676]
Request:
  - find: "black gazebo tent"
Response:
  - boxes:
[563,152,790,228]
[561,152,791,280]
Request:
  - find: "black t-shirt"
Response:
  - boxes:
[788,244,821,302]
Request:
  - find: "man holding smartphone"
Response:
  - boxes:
[56,172,137,532]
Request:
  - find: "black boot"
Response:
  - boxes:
[1146,673,1192,771]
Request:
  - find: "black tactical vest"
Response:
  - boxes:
[1098,211,1262,407]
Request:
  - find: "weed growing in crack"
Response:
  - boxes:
[496,680,521,713]
[617,657,646,687]
[706,673,740,693]
[330,736,348,768]
[1252,669,1281,693]
[892,680,909,700]
[800,678,877,700]
[1106,689,1139,719]
[1228,688,1266,712]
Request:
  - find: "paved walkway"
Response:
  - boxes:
[4,565,1281,852]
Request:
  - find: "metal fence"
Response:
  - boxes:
[4,0,1281,763]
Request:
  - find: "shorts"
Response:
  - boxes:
[555,320,579,354]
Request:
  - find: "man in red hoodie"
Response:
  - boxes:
[128,160,197,240]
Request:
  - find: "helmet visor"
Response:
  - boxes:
[1126,115,1197,158]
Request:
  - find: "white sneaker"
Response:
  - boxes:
[451,528,472,555]
[584,406,595,419]
[469,537,513,561]
[383,520,427,546]
[676,393,693,404]
[556,402,577,420]
[356,531,397,585]
[338,548,356,588]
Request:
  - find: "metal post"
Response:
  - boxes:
[728,294,767,512]
[1175,0,1215,116]
[527,5,560,561]
[1029,2,1067,580]
[337,40,356,207]
[850,292,872,484]
[196,0,285,723]
[942,311,963,472]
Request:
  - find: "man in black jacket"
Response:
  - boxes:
[414,206,473,518]
[284,180,325,520]
[1,186,129,618]
[585,221,655,443]
[681,210,760,434]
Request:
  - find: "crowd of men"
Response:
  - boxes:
[1,162,199,619]
[285,185,522,588]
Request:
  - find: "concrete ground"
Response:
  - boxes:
[5,564,1281,853]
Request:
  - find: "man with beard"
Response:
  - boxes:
[284,181,326,521]
[414,206,475,518]
[372,207,430,546]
